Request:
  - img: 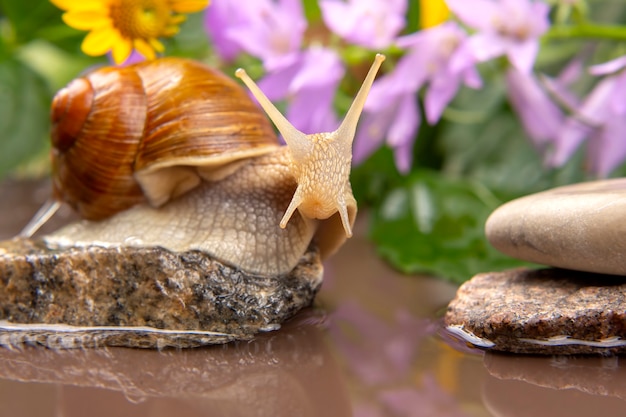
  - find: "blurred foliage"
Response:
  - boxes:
[351,78,586,283]
[1,0,626,283]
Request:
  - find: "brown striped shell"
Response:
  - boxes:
[50,57,280,220]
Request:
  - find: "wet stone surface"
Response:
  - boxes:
[444,268,626,355]
[0,238,323,348]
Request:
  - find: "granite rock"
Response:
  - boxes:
[0,238,323,348]
[485,178,626,275]
[444,268,626,355]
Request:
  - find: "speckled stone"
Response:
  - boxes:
[0,238,323,348]
[486,178,626,275]
[444,268,626,355]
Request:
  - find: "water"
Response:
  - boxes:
[1,179,625,416]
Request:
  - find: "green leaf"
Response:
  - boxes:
[368,170,535,284]
[0,0,66,45]
[0,58,51,178]
[167,12,212,60]
[302,0,322,22]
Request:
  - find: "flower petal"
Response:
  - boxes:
[287,86,339,134]
[577,76,618,123]
[81,27,118,56]
[387,94,421,173]
[149,38,165,53]
[548,75,614,167]
[133,38,156,60]
[203,0,246,61]
[289,47,344,93]
[392,141,414,174]
[51,0,110,12]
[320,0,406,49]
[467,33,506,63]
[162,25,181,37]
[169,0,209,13]
[549,118,590,167]
[505,67,563,148]
[111,37,133,64]
[257,62,301,101]
[320,1,355,40]
[420,0,449,28]
[387,93,419,149]
[62,10,110,30]
[169,15,187,26]
[507,40,539,74]
[425,74,460,124]
[445,0,498,31]
[610,72,626,115]
[462,66,482,89]
[589,55,626,76]
[353,109,394,164]
[588,118,626,176]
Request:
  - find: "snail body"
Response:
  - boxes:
[49,148,315,275]
[26,55,385,276]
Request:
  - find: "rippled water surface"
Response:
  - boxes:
[1,179,625,417]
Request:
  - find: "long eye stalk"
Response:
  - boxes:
[236,54,386,237]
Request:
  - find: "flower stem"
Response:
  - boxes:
[545,23,626,41]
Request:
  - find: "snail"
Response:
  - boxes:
[2,55,386,347]
[21,54,386,277]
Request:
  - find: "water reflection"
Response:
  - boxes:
[0,311,352,417]
[482,353,626,417]
[327,302,469,416]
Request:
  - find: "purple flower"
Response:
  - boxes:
[205,1,344,136]
[205,0,306,70]
[353,86,420,173]
[587,115,626,176]
[320,0,407,49]
[589,56,626,114]
[204,0,250,61]
[550,56,626,176]
[398,22,482,123]
[447,0,550,73]
[505,66,564,150]
[354,22,481,172]
[258,46,345,134]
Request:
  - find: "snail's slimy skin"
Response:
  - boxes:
[45,148,351,277]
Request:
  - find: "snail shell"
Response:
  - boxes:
[50,57,279,220]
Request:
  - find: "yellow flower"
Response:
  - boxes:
[51,0,209,64]
[419,0,449,29]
